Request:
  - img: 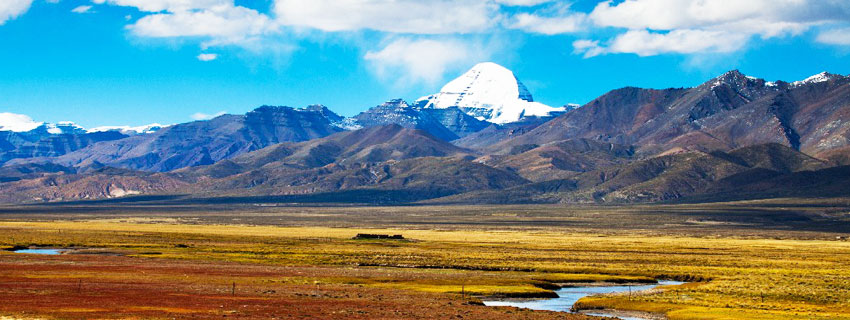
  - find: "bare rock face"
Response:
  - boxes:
[496,70,850,161]
[0,126,129,164]
[2,69,850,205]
[351,99,489,141]
[167,125,525,201]
[11,106,346,172]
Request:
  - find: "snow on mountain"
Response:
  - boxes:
[564,103,581,111]
[414,62,565,124]
[46,122,87,134]
[0,113,44,132]
[0,112,164,135]
[87,123,167,134]
[792,72,841,86]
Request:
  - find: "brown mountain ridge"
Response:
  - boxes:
[1,70,848,204]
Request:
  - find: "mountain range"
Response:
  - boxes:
[0,63,848,204]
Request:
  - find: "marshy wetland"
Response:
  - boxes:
[0,198,849,319]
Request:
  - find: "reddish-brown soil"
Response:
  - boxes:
[0,253,594,319]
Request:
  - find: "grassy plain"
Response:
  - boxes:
[0,198,849,319]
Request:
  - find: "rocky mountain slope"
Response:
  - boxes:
[174,124,512,198]
[0,63,564,170]
[496,71,850,164]
[0,67,848,204]
[349,99,489,141]
[0,127,129,164]
[432,143,830,204]
[0,114,166,165]
[10,106,345,172]
[0,125,526,203]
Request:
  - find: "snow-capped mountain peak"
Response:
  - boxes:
[414,62,564,124]
[792,72,841,87]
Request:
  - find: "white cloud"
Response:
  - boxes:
[817,27,850,46]
[572,39,604,58]
[91,0,228,12]
[129,4,276,47]
[75,0,850,72]
[364,38,492,85]
[589,0,849,32]
[0,112,43,132]
[190,111,226,120]
[92,0,277,51]
[274,0,499,34]
[72,5,93,13]
[0,0,33,25]
[574,0,850,57]
[197,53,217,61]
[578,29,748,57]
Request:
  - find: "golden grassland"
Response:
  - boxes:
[0,218,849,319]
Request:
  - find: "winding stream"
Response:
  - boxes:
[483,280,684,319]
[12,249,66,255]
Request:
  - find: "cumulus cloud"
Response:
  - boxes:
[190,111,226,120]
[274,0,500,34]
[364,38,492,85]
[197,53,217,61]
[0,112,43,132]
[91,0,228,13]
[65,0,850,76]
[817,27,850,46]
[572,39,604,58]
[92,0,277,50]
[506,2,587,35]
[574,0,850,57]
[575,29,749,57]
[129,4,275,47]
[0,0,33,25]
[589,0,849,32]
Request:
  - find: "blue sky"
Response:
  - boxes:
[0,0,849,128]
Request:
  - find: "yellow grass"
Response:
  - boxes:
[1,220,849,319]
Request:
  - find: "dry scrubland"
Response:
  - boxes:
[0,198,849,319]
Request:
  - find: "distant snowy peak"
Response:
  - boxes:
[0,112,164,135]
[792,72,844,87]
[87,123,167,134]
[47,122,86,134]
[703,70,848,91]
[415,62,564,124]
[706,70,772,90]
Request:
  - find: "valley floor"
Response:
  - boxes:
[0,198,849,319]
